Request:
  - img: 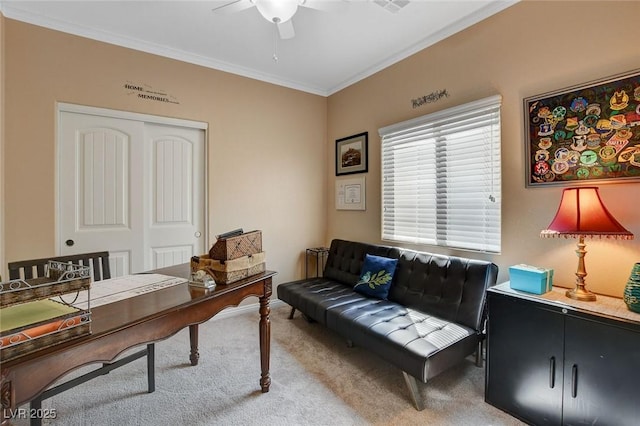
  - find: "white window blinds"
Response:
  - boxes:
[379,95,501,253]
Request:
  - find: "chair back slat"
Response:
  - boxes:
[36,264,47,278]
[8,251,111,281]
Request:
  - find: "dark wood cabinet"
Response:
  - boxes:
[485,284,640,426]
[486,292,564,424]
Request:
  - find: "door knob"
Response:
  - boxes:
[195,232,201,238]
[66,239,75,247]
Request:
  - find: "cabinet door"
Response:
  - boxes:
[563,316,640,425]
[486,293,564,425]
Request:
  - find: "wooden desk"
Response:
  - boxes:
[1,265,276,425]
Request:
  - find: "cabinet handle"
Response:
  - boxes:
[571,364,578,398]
[549,357,555,388]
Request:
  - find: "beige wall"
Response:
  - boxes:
[3,2,640,299]
[327,0,640,297]
[2,19,328,286]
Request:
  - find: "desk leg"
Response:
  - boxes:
[189,324,199,366]
[259,295,271,393]
[1,380,14,426]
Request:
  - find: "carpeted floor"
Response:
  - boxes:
[13,304,525,425]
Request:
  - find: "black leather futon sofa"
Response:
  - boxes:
[277,239,498,410]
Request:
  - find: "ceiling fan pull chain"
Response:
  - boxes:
[272,22,279,63]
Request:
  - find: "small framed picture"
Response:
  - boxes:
[335,176,366,211]
[336,132,368,176]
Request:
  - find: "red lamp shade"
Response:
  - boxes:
[541,187,633,239]
[540,186,633,302]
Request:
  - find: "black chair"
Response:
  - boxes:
[8,251,111,281]
[7,252,155,426]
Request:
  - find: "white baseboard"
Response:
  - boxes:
[209,298,287,321]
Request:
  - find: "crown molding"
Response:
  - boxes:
[326,0,519,95]
[0,4,329,96]
[2,1,519,98]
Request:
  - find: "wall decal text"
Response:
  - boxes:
[124,82,180,104]
[411,89,449,109]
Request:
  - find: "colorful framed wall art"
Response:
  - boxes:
[524,69,640,187]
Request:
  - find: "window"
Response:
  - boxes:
[379,95,501,253]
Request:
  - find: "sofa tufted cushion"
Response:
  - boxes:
[387,251,498,332]
[323,239,401,286]
[276,278,370,325]
[325,300,477,382]
[354,254,398,300]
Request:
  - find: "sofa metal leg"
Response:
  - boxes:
[288,307,296,319]
[402,372,425,411]
[475,339,484,367]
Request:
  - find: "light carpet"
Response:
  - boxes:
[14,304,524,425]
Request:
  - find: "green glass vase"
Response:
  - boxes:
[623,263,640,313]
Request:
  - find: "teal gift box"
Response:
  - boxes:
[509,264,554,294]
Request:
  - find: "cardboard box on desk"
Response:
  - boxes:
[509,264,554,294]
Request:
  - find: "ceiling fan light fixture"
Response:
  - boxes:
[253,0,299,24]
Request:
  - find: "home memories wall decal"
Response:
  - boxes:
[124,81,180,104]
[524,69,640,187]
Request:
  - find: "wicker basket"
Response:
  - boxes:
[0,262,91,308]
[0,262,92,361]
[209,230,262,261]
[191,252,266,284]
[1,319,91,362]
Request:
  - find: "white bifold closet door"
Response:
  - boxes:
[58,110,206,276]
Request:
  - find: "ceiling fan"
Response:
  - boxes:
[211,0,345,39]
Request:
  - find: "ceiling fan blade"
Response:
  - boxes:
[277,19,295,39]
[211,0,253,14]
[300,0,347,13]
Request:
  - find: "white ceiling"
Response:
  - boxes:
[0,0,518,96]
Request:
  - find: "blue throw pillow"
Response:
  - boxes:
[354,254,398,300]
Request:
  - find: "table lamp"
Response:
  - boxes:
[540,186,633,301]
